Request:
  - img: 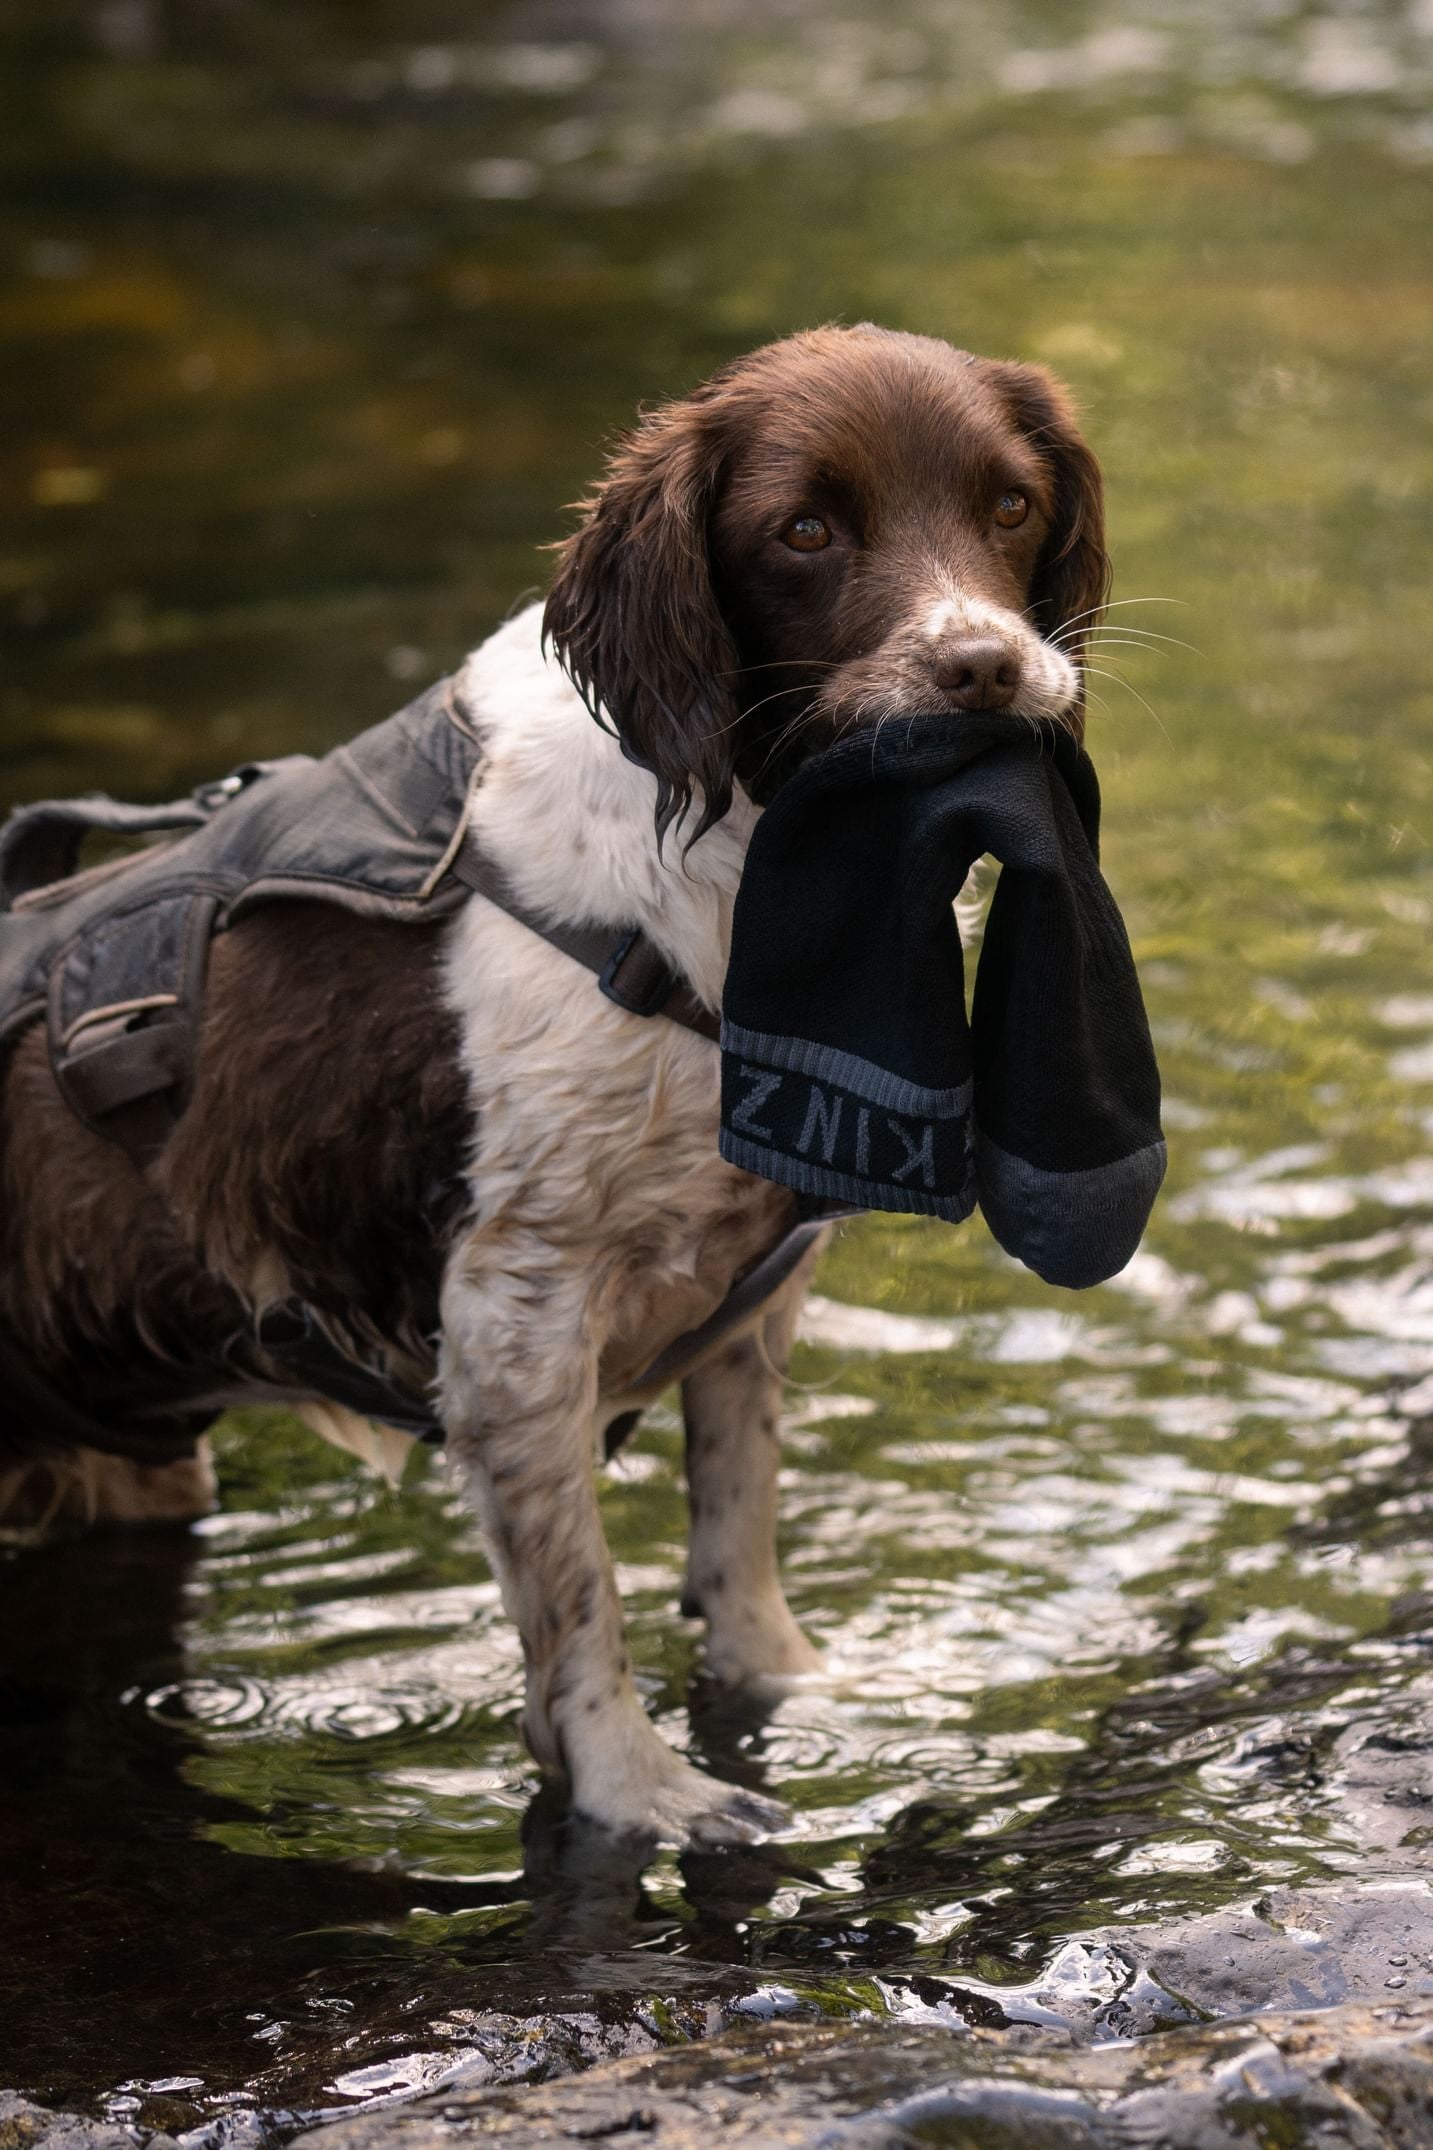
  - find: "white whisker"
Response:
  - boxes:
[1051,625,1203,656]
[1053,596,1191,635]
[1082,664,1172,744]
[699,682,827,742]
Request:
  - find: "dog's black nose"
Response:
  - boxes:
[930,636,1021,711]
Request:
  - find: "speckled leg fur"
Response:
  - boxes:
[440,1240,790,1846]
[682,1258,825,1691]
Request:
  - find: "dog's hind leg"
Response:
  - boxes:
[440,1242,784,1846]
[681,1257,824,1689]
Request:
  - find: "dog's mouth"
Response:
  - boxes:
[737,690,1082,806]
[740,655,1083,788]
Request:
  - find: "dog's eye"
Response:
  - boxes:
[994,491,1029,529]
[782,515,832,552]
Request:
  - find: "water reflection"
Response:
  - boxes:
[0,1527,518,2121]
[5,1298,1429,2126]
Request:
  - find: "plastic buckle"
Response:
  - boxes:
[193,771,248,814]
[193,762,273,814]
[599,930,675,1018]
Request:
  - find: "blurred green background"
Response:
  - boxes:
[3,0,1433,2130]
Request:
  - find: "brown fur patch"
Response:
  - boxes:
[0,903,470,1469]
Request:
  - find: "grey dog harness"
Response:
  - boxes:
[0,678,831,1446]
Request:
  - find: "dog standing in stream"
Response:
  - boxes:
[0,326,1107,1843]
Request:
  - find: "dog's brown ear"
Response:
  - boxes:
[544,392,740,850]
[988,363,1110,703]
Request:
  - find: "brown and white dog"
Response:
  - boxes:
[0,326,1107,1843]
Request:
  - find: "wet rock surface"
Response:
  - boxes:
[273,1882,1433,2146]
[0,2097,176,2150]
[11,1885,1433,2147]
[1095,1883,1433,2028]
[287,2002,1433,2149]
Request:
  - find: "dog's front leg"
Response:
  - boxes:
[682,1259,825,1690]
[440,1247,783,1846]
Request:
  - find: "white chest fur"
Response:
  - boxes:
[439,607,793,1408]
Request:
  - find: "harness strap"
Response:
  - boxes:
[255,1205,839,1447]
[0,796,207,913]
[254,1305,445,1440]
[450,841,721,1043]
[0,764,292,914]
[627,1212,831,1394]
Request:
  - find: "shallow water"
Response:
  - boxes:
[3,0,1433,2132]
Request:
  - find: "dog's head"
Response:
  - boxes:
[544,325,1108,846]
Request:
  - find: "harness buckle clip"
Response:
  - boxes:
[599,930,676,1019]
[193,762,277,815]
[193,773,246,812]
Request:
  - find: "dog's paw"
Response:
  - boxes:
[569,1722,787,1849]
[684,1777,790,1847]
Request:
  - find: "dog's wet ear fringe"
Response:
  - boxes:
[542,396,741,859]
[984,360,1111,682]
